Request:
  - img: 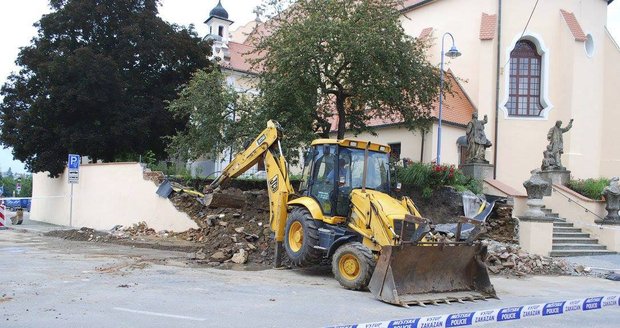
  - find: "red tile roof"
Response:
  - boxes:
[431,72,476,126]
[479,13,497,40]
[418,27,433,39]
[328,71,475,131]
[560,9,587,42]
[224,42,258,73]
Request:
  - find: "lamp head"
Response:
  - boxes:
[445,46,461,58]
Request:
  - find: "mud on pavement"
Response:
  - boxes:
[45,188,284,268]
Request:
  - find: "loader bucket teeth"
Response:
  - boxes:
[368,244,496,306]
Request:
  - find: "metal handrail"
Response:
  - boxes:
[551,186,605,222]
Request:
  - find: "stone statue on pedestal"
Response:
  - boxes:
[602,177,620,223]
[543,119,573,171]
[466,112,492,164]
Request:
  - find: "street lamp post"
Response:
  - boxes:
[436,32,461,165]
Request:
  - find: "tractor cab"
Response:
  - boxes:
[298,139,392,217]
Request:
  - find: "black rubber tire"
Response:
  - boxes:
[331,242,375,291]
[284,207,323,266]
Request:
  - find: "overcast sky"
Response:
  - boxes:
[0,0,619,174]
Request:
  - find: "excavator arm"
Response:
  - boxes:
[208,120,285,189]
[205,120,294,263]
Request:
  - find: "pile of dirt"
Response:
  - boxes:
[45,227,110,242]
[43,188,278,267]
[399,186,463,224]
[164,189,279,265]
[483,204,517,243]
[96,189,279,267]
[484,240,581,276]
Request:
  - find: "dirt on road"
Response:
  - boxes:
[44,186,581,277]
[46,188,280,267]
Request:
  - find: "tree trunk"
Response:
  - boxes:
[336,93,346,140]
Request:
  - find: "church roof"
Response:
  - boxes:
[328,71,476,132]
[224,42,259,73]
[209,1,229,20]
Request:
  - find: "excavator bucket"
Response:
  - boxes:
[156,179,173,198]
[368,244,496,306]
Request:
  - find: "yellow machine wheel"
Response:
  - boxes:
[338,254,361,280]
[332,242,375,291]
[288,221,304,252]
[284,207,322,266]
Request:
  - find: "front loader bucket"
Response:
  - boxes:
[368,244,496,306]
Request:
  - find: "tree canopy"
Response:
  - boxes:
[253,0,442,139]
[0,0,211,176]
[166,68,261,163]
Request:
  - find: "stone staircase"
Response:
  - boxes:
[543,207,617,257]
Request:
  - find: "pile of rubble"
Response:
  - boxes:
[166,189,278,266]
[46,185,585,277]
[104,189,278,267]
[46,227,108,242]
[484,240,581,276]
[483,204,518,243]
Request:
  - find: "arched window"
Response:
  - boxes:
[218,26,224,37]
[506,40,542,116]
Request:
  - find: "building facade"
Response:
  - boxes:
[399,0,619,190]
[196,0,620,192]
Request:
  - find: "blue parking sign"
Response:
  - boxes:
[68,154,80,169]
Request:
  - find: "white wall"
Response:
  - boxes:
[31,163,198,232]
[343,123,466,166]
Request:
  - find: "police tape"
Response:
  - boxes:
[326,295,619,328]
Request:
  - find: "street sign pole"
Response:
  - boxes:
[67,154,80,227]
[70,183,74,227]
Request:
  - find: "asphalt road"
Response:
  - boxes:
[1,226,619,328]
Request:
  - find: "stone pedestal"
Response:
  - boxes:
[589,225,620,252]
[461,163,494,181]
[539,169,570,186]
[518,216,554,256]
[522,198,547,218]
[598,190,620,224]
[595,218,620,225]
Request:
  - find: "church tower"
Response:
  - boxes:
[205,0,233,62]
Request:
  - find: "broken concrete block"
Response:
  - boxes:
[211,251,227,261]
[231,249,248,264]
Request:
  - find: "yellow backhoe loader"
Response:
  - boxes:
[203,120,496,306]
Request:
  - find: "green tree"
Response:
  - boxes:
[253,0,442,139]
[0,174,32,197]
[166,68,262,162]
[19,175,34,197]
[0,0,212,176]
